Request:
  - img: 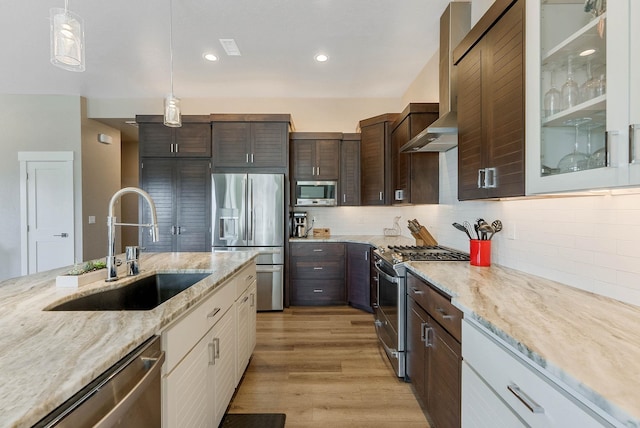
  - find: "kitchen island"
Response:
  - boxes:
[0,251,257,428]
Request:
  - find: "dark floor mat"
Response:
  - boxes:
[220,413,286,428]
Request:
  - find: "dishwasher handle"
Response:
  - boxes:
[93,350,165,428]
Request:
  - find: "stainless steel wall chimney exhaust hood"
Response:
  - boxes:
[400,2,471,153]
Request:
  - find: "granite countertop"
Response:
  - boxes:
[0,251,257,428]
[405,261,640,427]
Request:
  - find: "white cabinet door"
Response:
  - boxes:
[248,281,257,355]
[163,330,215,428]
[526,0,633,194]
[628,0,640,183]
[212,308,236,427]
[462,362,525,428]
[235,288,250,385]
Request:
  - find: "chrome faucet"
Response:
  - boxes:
[106,187,159,282]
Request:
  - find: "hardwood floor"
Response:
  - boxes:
[227,306,430,427]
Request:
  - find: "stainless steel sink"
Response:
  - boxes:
[48,273,210,311]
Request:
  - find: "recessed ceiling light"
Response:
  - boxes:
[580,48,596,56]
[314,53,329,62]
[203,53,219,62]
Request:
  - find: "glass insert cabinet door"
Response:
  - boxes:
[526,0,634,194]
[540,0,606,177]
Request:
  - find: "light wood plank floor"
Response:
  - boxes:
[227,306,430,427]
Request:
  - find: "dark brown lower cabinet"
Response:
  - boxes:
[406,271,462,428]
[290,243,345,305]
[346,243,371,312]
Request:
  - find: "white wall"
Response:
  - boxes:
[0,95,83,280]
[87,97,404,133]
[80,99,122,260]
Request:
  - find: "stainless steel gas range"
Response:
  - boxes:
[372,245,469,378]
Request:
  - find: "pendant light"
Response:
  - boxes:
[50,0,85,72]
[164,0,182,127]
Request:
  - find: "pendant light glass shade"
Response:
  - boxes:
[50,7,85,72]
[163,0,182,127]
[164,95,182,127]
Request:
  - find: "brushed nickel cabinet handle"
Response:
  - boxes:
[507,383,544,414]
[436,307,454,320]
[207,307,221,318]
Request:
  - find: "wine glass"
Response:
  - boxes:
[580,58,601,102]
[544,68,562,117]
[557,118,591,173]
[561,56,580,110]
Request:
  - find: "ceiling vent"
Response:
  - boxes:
[219,39,242,56]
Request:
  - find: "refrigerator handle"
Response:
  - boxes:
[248,177,254,242]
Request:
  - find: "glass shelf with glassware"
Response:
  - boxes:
[539,2,607,177]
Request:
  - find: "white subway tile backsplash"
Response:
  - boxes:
[305,153,640,306]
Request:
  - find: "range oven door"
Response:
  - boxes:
[373,258,405,378]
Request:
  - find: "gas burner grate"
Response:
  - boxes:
[386,245,470,261]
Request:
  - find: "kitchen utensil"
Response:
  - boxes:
[452,222,472,240]
[476,218,489,240]
[463,221,475,240]
[489,220,503,240]
[478,223,494,240]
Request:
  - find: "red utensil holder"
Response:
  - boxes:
[470,239,491,266]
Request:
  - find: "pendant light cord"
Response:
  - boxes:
[169,0,175,96]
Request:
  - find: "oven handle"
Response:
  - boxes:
[373,319,399,358]
[374,261,400,284]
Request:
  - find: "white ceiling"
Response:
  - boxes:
[1,0,450,100]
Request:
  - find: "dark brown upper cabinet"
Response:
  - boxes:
[136,115,212,158]
[340,133,361,206]
[211,114,290,172]
[454,0,525,200]
[290,132,341,181]
[390,103,440,205]
[359,113,399,206]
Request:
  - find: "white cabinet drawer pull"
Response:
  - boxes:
[507,383,544,414]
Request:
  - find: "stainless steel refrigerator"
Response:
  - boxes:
[212,173,285,310]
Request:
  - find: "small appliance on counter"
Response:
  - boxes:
[291,212,309,238]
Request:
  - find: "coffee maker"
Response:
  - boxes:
[291,212,308,238]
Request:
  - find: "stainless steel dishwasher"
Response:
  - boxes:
[34,336,164,428]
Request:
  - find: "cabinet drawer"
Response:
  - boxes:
[235,263,257,299]
[162,281,235,374]
[426,286,462,342]
[291,280,345,305]
[462,320,609,428]
[290,242,345,257]
[290,258,344,279]
[407,272,462,342]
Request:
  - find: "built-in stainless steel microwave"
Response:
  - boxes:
[295,181,337,206]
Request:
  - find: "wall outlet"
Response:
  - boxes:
[507,222,516,240]
[88,215,96,224]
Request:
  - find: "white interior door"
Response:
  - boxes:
[20,152,75,274]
